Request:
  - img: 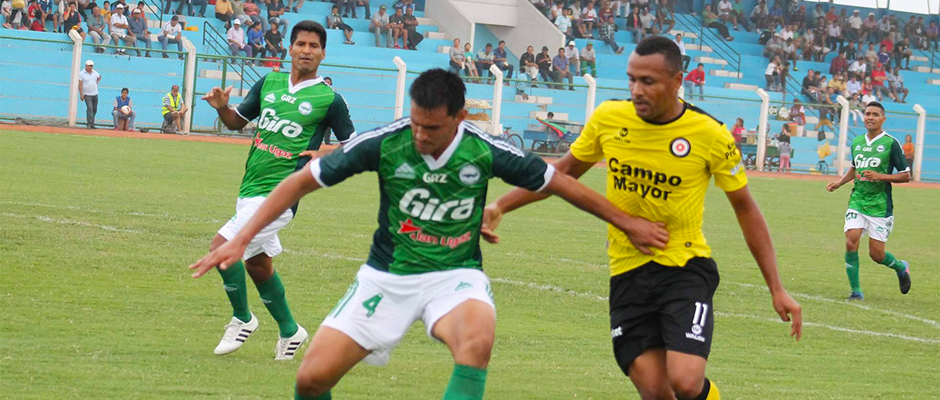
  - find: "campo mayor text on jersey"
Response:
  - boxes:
[235,73,356,198]
[309,119,554,275]
[570,100,747,276]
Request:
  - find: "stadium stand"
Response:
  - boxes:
[1,0,938,180]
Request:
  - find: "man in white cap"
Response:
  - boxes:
[847,10,862,43]
[227,18,253,58]
[565,40,580,76]
[109,3,133,54]
[128,7,151,57]
[78,60,101,129]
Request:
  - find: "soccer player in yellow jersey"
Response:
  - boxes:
[481,36,803,400]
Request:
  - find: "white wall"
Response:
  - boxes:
[426,0,476,48]
[489,0,564,63]
[452,0,518,26]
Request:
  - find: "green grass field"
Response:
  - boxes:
[1,130,938,399]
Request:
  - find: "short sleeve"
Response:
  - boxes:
[709,125,748,192]
[569,105,605,163]
[850,143,857,168]
[890,140,909,173]
[234,75,266,122]
[325,91,356,143]
[310,133,382,187]
[490,144,554,192]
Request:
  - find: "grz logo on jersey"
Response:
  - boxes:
[280,94,297,104]
[854,154,882,169]
[400,188,474,221]
[258,108,303,138]
[423,172,448,183]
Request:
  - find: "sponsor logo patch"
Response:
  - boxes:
[397,218,473,249]
[458,164,481,185]
[298,101,313,115]
[670,138,691,157]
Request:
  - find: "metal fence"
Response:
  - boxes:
[1,33,937,182]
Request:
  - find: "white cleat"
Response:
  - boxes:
[214,313,259,355]
[274,325,308,360]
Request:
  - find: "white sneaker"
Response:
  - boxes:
[213,313,259,355]
[274,325,308,360]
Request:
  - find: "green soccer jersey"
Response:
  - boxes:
[311,118,553,275]
[235,73,356,197]
[847,131,909,218]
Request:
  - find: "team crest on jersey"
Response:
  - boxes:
[458,164,481,185]
[670,138,691,158]
[298,101,313,115]
[394,163,415,179]
[876,145,885,152]
[263,93,276,103]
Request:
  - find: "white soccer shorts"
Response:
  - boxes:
[217,196,294,259]
[321,265,495,366]
[844,208,894,243]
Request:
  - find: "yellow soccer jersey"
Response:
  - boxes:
[571,99,747,276]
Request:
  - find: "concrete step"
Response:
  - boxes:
[426,31,450,40]
[710,70,741,78]
[724,82,757,91]
[805,116,819,125]
[912,65,938,73]
[911,55,928,62]
[416,17,436,27]
[685,43,712,52]
[200,69,242,81]
[928,78,940,85]
[669,29,697,39]
[805,130,835,140]
[530,111,567,120]
[514,95,553,104]
[438,45,450,54]
[695,56,728,66]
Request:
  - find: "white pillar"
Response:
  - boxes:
[583,74,596,121]
[489,64,504,136]
[393,56,407,120]
[68,30,84,128]
[756,89,769,172]
[912,104,926,182]
[182,38,197,133]
[836,95,850,176]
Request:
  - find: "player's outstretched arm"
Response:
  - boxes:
[536,170,669,255]
[189,165,322,278]
[202,86,250,131]
[725,185,803,341]
[827,166,856,192]
[481,152,595,243]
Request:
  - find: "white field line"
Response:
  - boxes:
[0,200,225,223]
[281,248,363,262]
[731,282,940,330]
[1,212,144,234]
[491,277,940,346]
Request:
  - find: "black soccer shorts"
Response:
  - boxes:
[609,257,720,376]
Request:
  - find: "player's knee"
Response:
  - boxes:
[868,247,885,263]
[295,363,333,396]
[670,376,705,399]
[845,237,859,251]
[453,333,494,367]
[635,384,672,400]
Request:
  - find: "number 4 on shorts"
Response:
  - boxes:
[362,294,383,318]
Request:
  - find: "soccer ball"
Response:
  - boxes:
[121,106,130,114]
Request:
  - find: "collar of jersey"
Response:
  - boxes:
[639,101,688,125]
[864,131,886,146]
[287,74,324,94]
[421,122,466,171]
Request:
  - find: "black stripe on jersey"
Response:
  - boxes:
[686,103,724,126]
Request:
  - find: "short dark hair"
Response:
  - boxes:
[634,36,683,74]
[865,101,885,114]
[498,40,505,45]
[697,63,704,67]
[485,43,492,48]
[121,87,129,93]
[409,69,466,116]
[291,20,327,49]
[547,112,555,118]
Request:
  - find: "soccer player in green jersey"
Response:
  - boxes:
[199,20,356,359]
[827,101,911,300]
[190,69,669,400]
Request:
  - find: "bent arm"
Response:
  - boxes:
[492,151,595,214]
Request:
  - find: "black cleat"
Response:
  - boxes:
[897,261,911,294]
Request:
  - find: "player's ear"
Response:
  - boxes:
[454,109,468,124]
